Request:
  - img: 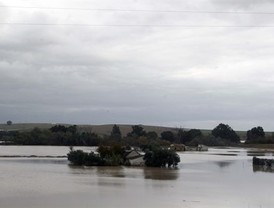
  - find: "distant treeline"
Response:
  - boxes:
[0,125,100,146]
[0,123,273,146]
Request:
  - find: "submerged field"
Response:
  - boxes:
[0,146,273,208]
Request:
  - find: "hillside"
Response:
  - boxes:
[0,123,177,137]
[0,123,253,139]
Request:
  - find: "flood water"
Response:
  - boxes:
[0,146,273,208]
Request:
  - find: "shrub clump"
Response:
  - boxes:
[67,145,125,166]
[67,148,105,166]
[144,147,180,168]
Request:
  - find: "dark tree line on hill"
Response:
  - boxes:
[0,125,100,146]
[111,124,273,145]
[1,123,273,146]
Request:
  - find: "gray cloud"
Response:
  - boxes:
[211,0,274,9]
[0,0,274,130]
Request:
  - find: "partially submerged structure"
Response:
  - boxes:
[124,149,145,166]
[196,144,208,151]
[169,144,186,151]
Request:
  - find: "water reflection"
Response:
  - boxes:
[97,179,125,187]
[97,169,126,187]
[96,166,126,178]
[68,165,179,180]
[214,161,234,169]
[0,158,67,165]
[210,153,237,156]
[67,164,95,175]
[253,165,274,173]
[143,167,179,180]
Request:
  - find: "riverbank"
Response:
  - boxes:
[237,143,274,150]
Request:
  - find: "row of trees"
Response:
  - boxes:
[2,125,101,146]
[1,123,273,146]
[209,124,273,144]
[112,123,273,145]
[107,124,239,146]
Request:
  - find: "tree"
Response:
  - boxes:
[67,125,77,134]
[146,131,158,140]
[50,125,67,133]
[176,129,202,144]
[97,145,124,166]
[246,126,265,142]
[127,125,146,137]
[6,120,12,125]
[110,124,122,140]
[212,123,240,143]
[50,125,77,134]
[161,131,175,143]
[176,129,187,143]
[187,129,202,140]
[67,148,105,166]
[144,147,180,167]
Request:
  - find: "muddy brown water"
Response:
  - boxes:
[0,146,273,208]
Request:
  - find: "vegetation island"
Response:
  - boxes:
[67,145,180,167]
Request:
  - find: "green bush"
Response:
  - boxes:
[97,145,124,166]
[144,147,180,168]
[67,149,87,165]
[67,148,105,166]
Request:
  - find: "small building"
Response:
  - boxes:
[124,150,145,166]
[196,144,208,151]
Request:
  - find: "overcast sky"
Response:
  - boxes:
[0,0,274,130]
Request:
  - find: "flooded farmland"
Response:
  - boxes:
[0,146,273,208]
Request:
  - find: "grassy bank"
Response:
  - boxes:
[238,143,274,150]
